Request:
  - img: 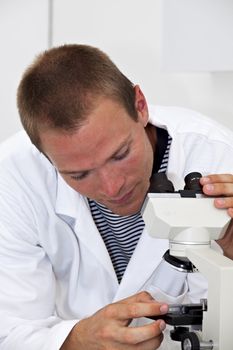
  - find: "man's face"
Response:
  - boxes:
[40,95,154,216]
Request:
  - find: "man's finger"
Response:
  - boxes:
[105,301,168,321]
[201,174,233,185]
[113,319,166,344]
[202,183,233,197]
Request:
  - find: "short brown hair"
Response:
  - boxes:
[17,44,138,149]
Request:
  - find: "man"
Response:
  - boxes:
[0,44,233,350]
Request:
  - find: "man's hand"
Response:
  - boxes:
[200,174,233,259]
[200,174,233,217]
[61,291,168,350]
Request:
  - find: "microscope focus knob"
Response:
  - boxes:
[181,332,200,350]
[181,332,213,350]
[170,326,189,341]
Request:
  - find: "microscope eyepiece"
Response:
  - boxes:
[148,171,203,194]
[149,172,175,193]
[184,172,203,192]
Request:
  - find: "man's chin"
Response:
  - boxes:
[107,202,143,217]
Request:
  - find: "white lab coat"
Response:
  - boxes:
[0,105,233,350]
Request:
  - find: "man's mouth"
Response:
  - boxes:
[109,188,135,205]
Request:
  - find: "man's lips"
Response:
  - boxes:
[108,188,135,205]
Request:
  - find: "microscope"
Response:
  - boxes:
[142,172,233,350]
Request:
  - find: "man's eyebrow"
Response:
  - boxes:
[59,138,132,175]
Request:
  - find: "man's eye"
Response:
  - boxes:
[114,148,130,161]
[71,172,89,181]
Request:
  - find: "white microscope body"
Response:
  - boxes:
[143,173,233,350]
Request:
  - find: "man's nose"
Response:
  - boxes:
[99,168,125,198]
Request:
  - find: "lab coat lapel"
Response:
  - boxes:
[113,227,168,301]
[55,175,118,283]
[74,198,118,281]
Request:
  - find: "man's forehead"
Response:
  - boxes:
[58,138,131,175]
[39,97,138,163]
[41,121,133,172]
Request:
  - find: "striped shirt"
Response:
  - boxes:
[88,128,172,282]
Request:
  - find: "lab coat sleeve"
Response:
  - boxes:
[0,192,78,349]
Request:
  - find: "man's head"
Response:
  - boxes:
[17,44,154,215]
[17,44,138,150]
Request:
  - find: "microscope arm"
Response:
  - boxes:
[186,246,233,349]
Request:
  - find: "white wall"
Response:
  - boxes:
[53,0,233,131]
[0,0,233,143]
[0,0,49,142]
[161,0,233,72]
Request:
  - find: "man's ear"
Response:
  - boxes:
[134,85,149,126]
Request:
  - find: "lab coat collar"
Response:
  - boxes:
[148,105,186,189]
[148,105,173,136]
[55,174,81,218]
